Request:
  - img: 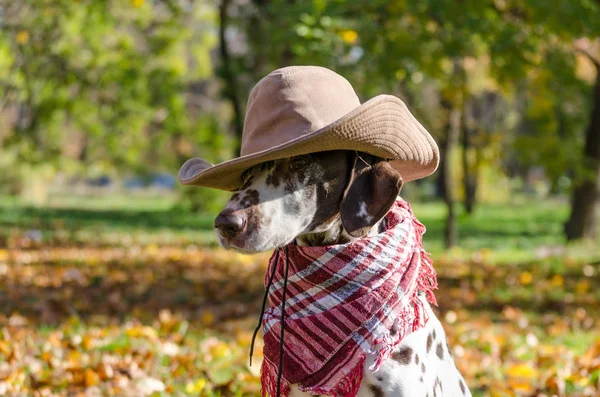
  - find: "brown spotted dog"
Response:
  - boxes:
[215,151,471,397]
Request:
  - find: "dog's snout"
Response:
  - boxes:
[215,210,246,238]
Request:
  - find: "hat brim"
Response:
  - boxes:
[178,95,439,191]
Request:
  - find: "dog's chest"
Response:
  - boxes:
[289,303,471,397]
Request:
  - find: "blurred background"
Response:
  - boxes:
[0,0,599,396]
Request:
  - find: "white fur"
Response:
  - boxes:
[358,201,374,224]
[218,169,318,252]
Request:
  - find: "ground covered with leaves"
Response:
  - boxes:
[0,196,599,396]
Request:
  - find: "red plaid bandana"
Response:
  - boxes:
[258,198,438,397]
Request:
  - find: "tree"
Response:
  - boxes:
[0,0,224,208]
[488,1,600,240]
[565,49,600,240]
[218,0,244,156]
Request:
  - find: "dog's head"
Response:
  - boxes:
[214,150,403,252]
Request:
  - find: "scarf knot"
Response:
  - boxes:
[260,198,438,397]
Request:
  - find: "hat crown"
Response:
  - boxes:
[241,66,361,156]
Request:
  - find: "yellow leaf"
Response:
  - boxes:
[507,378,535,393]
[575,279,590,294]
[519,271,532,285]
[41,351,52,363]
[145,243,160,255]
[82,335,94,350]
[131,0,144,7]
[202,311,215,326]
[339,29,358,44]
[551,274,564,286]
[0,341,11,356]
[125,325,158,340]
[84,368,100,387]
[209,341,231,359]
[185,378,207,393]
[16,31,29,45]
[507,363,538,378]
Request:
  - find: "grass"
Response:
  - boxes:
[1,193,598,263]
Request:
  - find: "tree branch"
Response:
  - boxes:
[219,0,244,156]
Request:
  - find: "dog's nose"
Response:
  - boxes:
[215,211,246,238]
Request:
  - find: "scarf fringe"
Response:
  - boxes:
[261,359,291,397]
[369,295,429,372]
[299,357,365,397]
[417,249,438,306]
[261,355,366,397]
[410,198,438,307]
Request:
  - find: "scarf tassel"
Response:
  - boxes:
[261,359,291,397]
[261,357,365,397]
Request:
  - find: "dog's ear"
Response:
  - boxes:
[340,161,403,238]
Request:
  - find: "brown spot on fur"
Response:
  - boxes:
[421,363,426,373]
[415,353,420,365]
[244,205,262,236]
[369,384,385,397]
[265,167,282,187]
[436,342,444,360]
[459,379,466,394]
[240,189,260,208]
[259,160,274,171]
[284,180,296,194]
[433,377,443,396]
[426,333,433,353]
[392,346,412,365]
[446,339,453,357]
[240,174,254,188]
[432,328,437,340]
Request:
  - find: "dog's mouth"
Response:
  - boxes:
[216,228,294,253]
[217,229,268,253]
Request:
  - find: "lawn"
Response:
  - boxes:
[0,194,599,396]
[1,193,597,262]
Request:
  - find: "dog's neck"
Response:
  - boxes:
[295,216,385,247]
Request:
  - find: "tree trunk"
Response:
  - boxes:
[461,98,478,214]
[441,99,461,248]
[565,59,600,241]
[218,0,244,156]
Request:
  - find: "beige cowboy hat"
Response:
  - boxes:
[179,66,439,191]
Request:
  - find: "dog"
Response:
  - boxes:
[214,150,471,397]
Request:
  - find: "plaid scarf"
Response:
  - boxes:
[257,198,438,397]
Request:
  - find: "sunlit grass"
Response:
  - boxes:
[1,193,598,263]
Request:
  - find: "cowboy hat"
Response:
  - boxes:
[179,66,439,191]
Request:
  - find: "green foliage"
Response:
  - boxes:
[226,0,600,194]
[2,193,599,262]
[2,0,600,210]
[0,0,220,174]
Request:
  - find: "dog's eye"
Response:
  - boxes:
[240,169,253,186]
[290,157,308,170]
